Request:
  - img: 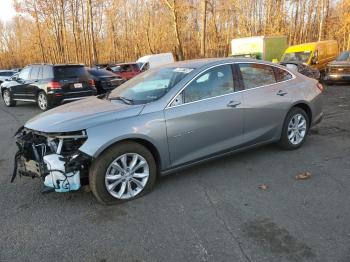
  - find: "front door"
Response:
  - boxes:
[11,67,31,100]
[25,65,41,99]
[165,64,244,167]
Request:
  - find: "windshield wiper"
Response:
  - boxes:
[109,96,134,104]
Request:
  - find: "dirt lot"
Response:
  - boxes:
[0,85,349,262]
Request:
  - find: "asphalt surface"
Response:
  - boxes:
[0,85,349,262]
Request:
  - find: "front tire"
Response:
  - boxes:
[37,91,50,111]
[89,142,157,205]
[2,90,16,107]
[278,107,309,150]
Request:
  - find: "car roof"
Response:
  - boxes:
[27,63,84,67]
[0,70,16,72]
[115,62,139,66]
[163,57,271,69]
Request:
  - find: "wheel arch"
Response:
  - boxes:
[36,89,47,98]
[289,102,312,125]
[1,87,9,96]
[93,137,162,175]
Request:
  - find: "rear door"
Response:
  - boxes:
[237,63,293,144]
[11,67,31,99]
[165,64,244,167]
[25,65,41,99]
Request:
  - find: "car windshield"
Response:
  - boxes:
[336,52,350,61]
[283,51,311,63]
[108,67,193,104]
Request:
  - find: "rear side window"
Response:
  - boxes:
[273,67,293,82]
[54,66,87,79]
[43,66,53,79]
[238,63,276,89]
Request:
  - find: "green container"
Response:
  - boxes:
[231,36,288,62]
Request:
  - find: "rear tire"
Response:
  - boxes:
[2,90,16,107]
[278,107,309,150]
[89,141,157,205]
[37,91,50,111]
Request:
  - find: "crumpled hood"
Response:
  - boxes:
[25,96,144,133]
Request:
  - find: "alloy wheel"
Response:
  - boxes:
[287,114,307,145]
[38,93,47,110]
[3,91,11,106]
[105,153,150,200]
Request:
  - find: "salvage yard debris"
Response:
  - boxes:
[295,172,312,180]
[258,184,268,191]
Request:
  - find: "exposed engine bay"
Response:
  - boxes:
[12,127,92,192]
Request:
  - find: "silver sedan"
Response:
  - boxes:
[13,58,323,204]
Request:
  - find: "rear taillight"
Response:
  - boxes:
[316,82,324,92]
[88,79,95,87]
[48,81,61,89]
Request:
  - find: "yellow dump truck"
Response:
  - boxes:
[281,40,339,71]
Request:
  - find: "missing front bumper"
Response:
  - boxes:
[12,127,92,192]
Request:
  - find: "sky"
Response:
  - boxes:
[0,0,16,22]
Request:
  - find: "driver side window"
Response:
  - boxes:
[18,67,31,81]
[181,64,234,104]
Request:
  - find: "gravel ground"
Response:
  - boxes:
[0,84,349,262]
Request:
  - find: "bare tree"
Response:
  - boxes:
[200,0,207,57]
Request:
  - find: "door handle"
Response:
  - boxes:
[277,90,288,96]
[227,101,241,108]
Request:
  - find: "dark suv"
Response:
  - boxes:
[1,64,96,110]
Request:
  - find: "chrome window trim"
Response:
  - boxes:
[165,61,296,109]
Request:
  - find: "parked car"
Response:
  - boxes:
[281,40,339,72]
[324,51,350,84]
[13,58,323,204]
[0,70,16,84]
[137,53,174,71]
[279,61,321,80]
[87,68,126,94]
[1,64,96,110]
[93,63,116,70]
[111,63,141,80]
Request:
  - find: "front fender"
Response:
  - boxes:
[78,111,170,170]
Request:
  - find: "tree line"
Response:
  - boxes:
[0,0,349,69]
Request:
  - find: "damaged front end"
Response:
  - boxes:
[12,127,92,193]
